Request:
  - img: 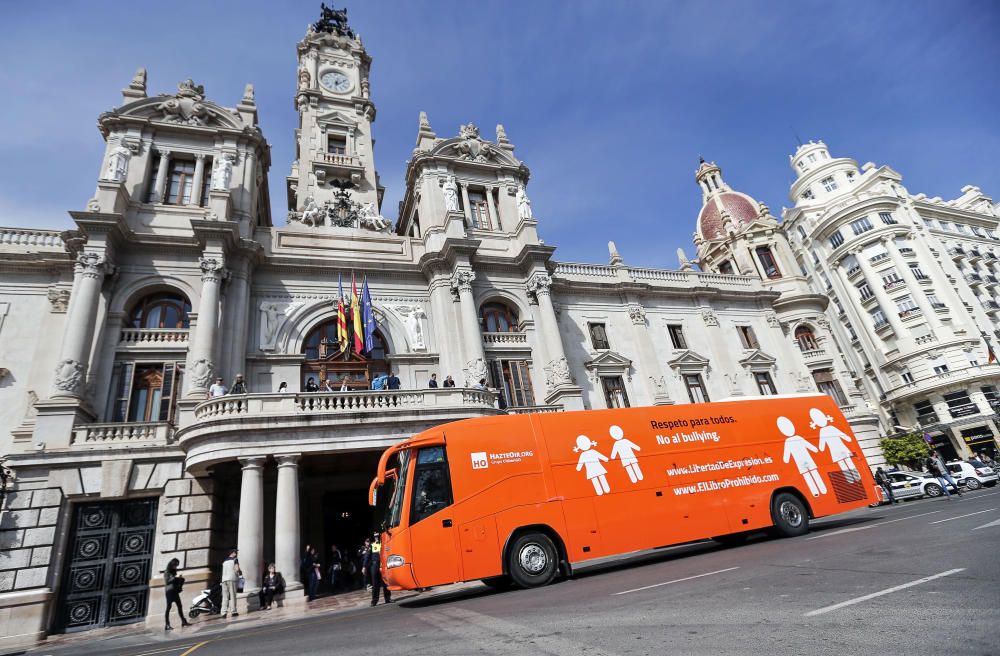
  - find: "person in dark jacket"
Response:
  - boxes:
[306,546,321,601]
[387,371,401,390]
[363,534,391,606]
[163,558,190,630]
[873,467,897,504]
[229,373,248,394]
[428,373,439,388]
[258,563,285,610]
[442,376,456,388]
[925,451,961,498]
[328,544,344,592]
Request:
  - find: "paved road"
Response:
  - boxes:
[35,490,1000,656]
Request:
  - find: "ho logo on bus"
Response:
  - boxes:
[471,452,489,470]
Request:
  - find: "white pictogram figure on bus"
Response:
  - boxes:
[810,408,860,482]
[574,435,611,496]
[778,416,828,497]
[609,425,643,484]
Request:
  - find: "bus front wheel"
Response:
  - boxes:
[770,492,810,537]
[507,532,558,588]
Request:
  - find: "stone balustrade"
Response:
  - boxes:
[193,388,498,421]
[0,227,64,251]
[119,328,189,346]
[506,404,563,414]
[800,348,826,361]
[482,331,528,345]
[885,363,1000,403]
[552,262,758,290]
[319,153,361,167]
[72,421,173,446]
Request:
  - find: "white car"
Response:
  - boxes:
[884,470,957,500]
[945,460,999,490]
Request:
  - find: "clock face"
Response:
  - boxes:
[320,71,352,93]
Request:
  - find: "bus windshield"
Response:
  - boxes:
[386,449,412,529]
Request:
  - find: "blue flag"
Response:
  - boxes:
[362,275,377,352]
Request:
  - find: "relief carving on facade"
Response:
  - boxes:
[47,288,70,313]
[75,252,110,280]
[286,191,392,232]
[188,357,215,391]
[544,357,572,388]
[450,270,476,294]
[156,80,209,126]
[526,273,552,299]
[453,123,498,162]
[441,176,460,213]
[627,303,646,325]
[210,153,236,191]
[701,309,719,326]
[259,301,304,351]
[765,312,779,328]
[101,140,131,183]
[392,305,427,351]
[52,358,85,395]
[199,256,226,282]
[464,357,488,387]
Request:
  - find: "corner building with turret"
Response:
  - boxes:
[0,9,997,649]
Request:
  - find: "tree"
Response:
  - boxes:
[879,432,930,469]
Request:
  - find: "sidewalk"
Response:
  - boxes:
[25,588,420,654]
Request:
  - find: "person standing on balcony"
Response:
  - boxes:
[305,378,319,392]
[230,374,248,394]
[387,370,401,390]
[321,378,335,392]
[442,375,455,388]
[428,373,438,388]
[277,381,288,393]
[473,378,487,391]
[209,377,227,398]
[340,376,350,391]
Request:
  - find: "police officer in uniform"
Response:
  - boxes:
[363,533,392,606]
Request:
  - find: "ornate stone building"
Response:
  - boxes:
[0,8,994,650]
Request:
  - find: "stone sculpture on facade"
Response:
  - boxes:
[677,247,693,271]
[102,140,131,183]
[297,67,311,90]
[359,202,391,232]
[188,357,214,391]
[701,309,719,327]
[464,357,488,388]
[442,176,460,212]
[627,303,646,325]
[453,123,497,162]
[312,4,354,37]
[210,154,235,191]
[47,288,69,313]
[394,305,427,351]
[544,357,573,388]
[52,359,85,395]
[157,80,209,126]
[242,83,255,103]
[516,184,533,220]
[259,301,304,351]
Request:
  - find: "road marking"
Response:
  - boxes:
[804,568,965,617]
[179,642,210,656]
[928,508,995,524]
[806,510,941,540]
[973,518,1000,530]
[613,566,740,595]
[132,646,200,656]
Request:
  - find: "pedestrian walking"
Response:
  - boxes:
[428,373,438,388]
[258,563,285,610]
[925,450,961,498]
[230,374,248,394]
[220,548,241,618]
[363,534,391,606]
[209,377,227,398]
[328,544,344,591]
[163,558,190,630]
[873,467,897,504]
[442,375,455,388]
[307,546,321,601]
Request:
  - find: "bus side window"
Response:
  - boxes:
[410,449,453,525]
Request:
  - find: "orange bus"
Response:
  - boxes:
[370,394,879,590]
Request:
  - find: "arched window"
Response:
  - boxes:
[480,302,519,332]
[129,292,191,329]
[795,325,820,351]
[301,318,388,390]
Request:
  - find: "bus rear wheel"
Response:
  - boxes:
[507,532,558,588]
[770,492,809,537]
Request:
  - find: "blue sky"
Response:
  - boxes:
[1,0,998,267]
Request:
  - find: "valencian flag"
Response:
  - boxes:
[352,272,364,353]
[362,275,377,353]
[337,273,348,353]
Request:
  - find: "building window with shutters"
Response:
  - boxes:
[736,325,759,349]
[107,361,184,423]
[754,371,777,395]
[601,376,630,408]
[683,373,709,404]
[667,324,687,349]
[811,368,847,406]
[488,359,535,409]
[468,189,492,230]
[829,231,844,249]
[795,325,820,351]
[755,246,782,279]
[327,133,347,155]
[588,323,610,350]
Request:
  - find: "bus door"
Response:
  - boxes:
[406,445,463,587]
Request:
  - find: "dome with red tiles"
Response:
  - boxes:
[697,192,760,241]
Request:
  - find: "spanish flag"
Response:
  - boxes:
[352,272,364,353]
[337,273,348,353]
[990,343,998,365]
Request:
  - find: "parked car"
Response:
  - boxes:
[885,470,957,500]
[945,459,999,490]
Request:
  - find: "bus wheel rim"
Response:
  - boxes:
[780,500,802,527]
[519,544,547,574]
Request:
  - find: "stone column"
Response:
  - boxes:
[460,183,473,228]
[189,154,206,207]
[855,247,905,335]
[274,455,301,589]
[185,255,227,397]
[152,149,171,203]
[485,186,501,231]
[237,457,265,593]
[527,273,573,393]
[51,252,112,398]
[627,303,672,404]
[884,236,942,329]
[451,269,487,386]
[224,258,251,380]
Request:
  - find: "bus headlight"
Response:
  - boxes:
[386,554,405,569]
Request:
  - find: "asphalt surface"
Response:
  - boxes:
[30,489,1000,656]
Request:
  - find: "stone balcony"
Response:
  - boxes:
[885,363,1000,403]
[118,328,189,348]
[482,331,528,347]
[70,421,174,448]
[177,388,505,470]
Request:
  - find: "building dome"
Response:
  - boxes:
[697,191,759,241]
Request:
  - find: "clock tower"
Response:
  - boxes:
[287,6,384,225]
